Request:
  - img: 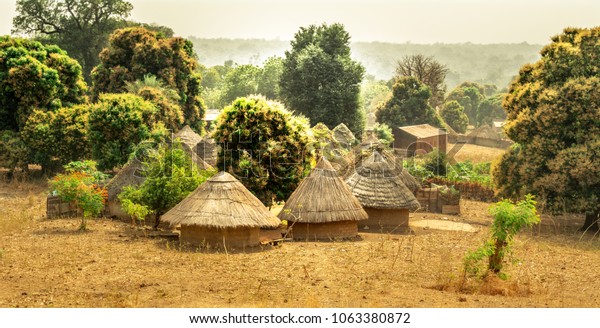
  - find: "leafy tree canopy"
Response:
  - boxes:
[476,93,506,127]
[13,0,133,80]
[492,27,600,230]
[0,36,87,131]
[375,76,442,128]
[445,81,485,123]
[213,96,313,206]
[394,54,448,109]
[280,23,365,137]
[91,27,205,132]
[440,100,468,134]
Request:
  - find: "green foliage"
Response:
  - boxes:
[423,148,448,176]
[91,27,205,132]
[375,76,442,129]
[118,142,214,228]
[476,93,506,127]
[361,78,391,117]
[394,54,448,108]
[280,23,365,137]
[0,130,29,173]
[493,27,600,224]
[0,36,87,131]
[445,82,485,123]
[87,93,159,170]
[13,0,133,80]
[447,160,492,187]
[21,105,91,172]
[213,96,313,206]
[219,64,261,106]
[125,75,184,130]
[49,161,108,230]
[372,122,394,146]
[257,56,284,100]
[464,195,540,277]
[440,100,468,133]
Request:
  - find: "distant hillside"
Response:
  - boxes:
[189,37,542,90]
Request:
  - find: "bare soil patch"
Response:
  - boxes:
[1,181,599,308]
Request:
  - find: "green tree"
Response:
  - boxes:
[0,36,87,131]
[21,104,91,172]
[119,141,214,229]
[375,76,442,128]
[361,77,391,115]
[91,27,205,132]
[257,56,284,100]
[213,96,313,206]
[13,0,133,80]
[464,195,540,277]
[440,100,468,133]
[445,82,485,123]
[492,27,600,231]
[395,54,448,108]
[87,93,158,170]
[219,64,261,106]
[280,23,365,136]
[125,75,184,130]
[476,93,506,127]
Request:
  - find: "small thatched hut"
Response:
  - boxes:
[278,157,367,241]
[174,125,202,150]
[105,158,145,219]
[345,151,420,232]
[161,172,280,248]
[195,137,218,167]
[332,123,356,147]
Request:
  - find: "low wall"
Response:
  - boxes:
[289,220,358,241]
[180,225,260,249]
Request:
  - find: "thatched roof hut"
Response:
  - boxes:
[174,125,202,149]
[279,157,367,240]
[345,151,420,232]
[332,123,356,146]
[195,137,218,167]
[105,158,145,219]
[162,171,280,248]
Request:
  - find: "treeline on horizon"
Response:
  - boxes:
[190,37,542,90]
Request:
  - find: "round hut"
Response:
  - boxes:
[345,151,420,232]
[278,157,367,241]
[161,172,280,248]
[105,158,145,219]
[174,125,213,171]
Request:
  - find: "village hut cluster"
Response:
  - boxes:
[100,123,428,249]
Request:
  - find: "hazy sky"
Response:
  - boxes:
[1,0,599,44]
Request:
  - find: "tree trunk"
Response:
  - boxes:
[153,211,163,230]
[580,209,600,232]
[488,239,507,274]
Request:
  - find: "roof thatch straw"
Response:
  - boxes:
[161,171,280,229]
[332,123,356,146]
[174,125,202,150]
[106,158,145,202]
[345,151,420,210]
[278,157,367,223]
[195,137,218,167]
[471,124,502,140]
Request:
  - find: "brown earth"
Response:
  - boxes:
[1,180,599,308]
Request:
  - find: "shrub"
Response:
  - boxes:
[464,195,540,278]
[49,161,108,230]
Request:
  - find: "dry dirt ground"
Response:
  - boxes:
[447,142,506,163]
[1,180,599,308]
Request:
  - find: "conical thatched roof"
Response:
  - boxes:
[106,158,145,202]
[278,157,367,223]
[161,172,280,229]
[332,123,356,146]
[195,137,218,167]
[174,125,202,150]
[345,151,420,210]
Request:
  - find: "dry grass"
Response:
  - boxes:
[1,179,599,308]
[448,143,507,163]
